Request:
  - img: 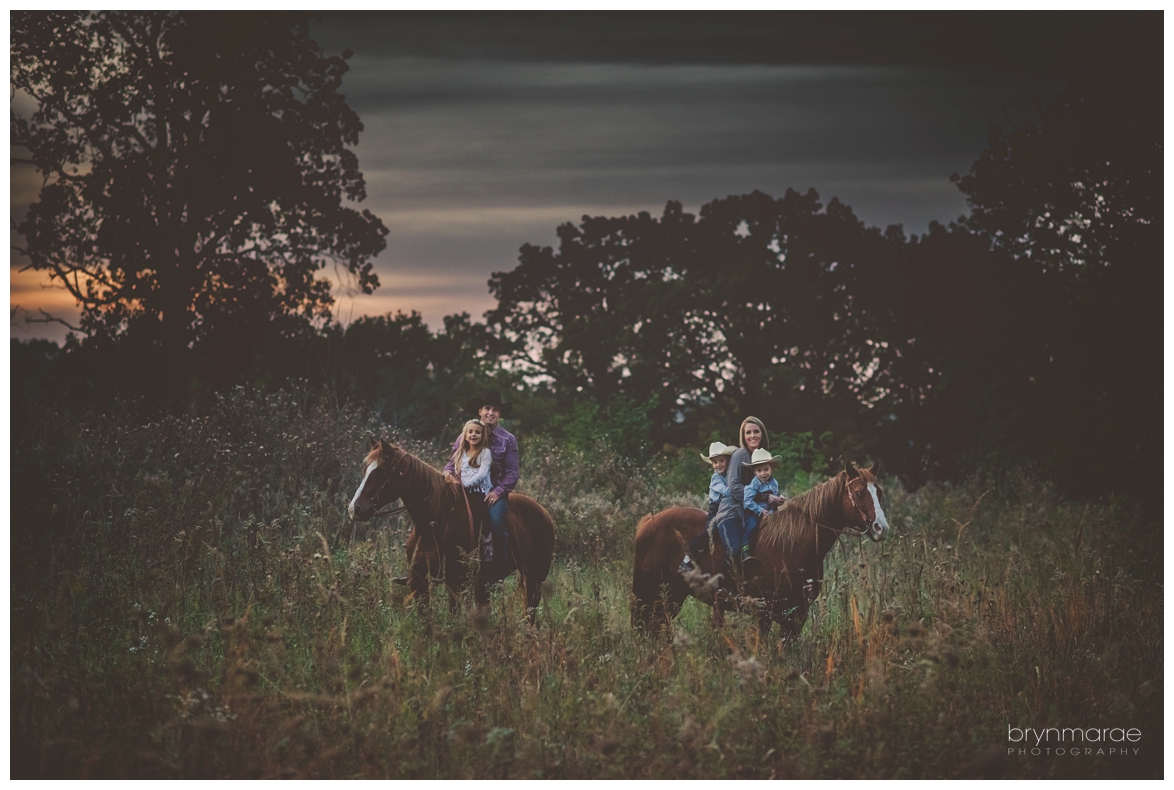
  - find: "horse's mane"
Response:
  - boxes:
[362,444,384,468]
[365,441,451,513]
[754,469,872,556]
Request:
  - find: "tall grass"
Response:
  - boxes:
[11,389,1162,778]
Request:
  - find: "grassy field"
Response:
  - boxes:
[11,389,1162,778]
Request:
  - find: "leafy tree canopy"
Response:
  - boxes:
[12,11,388,398]
[487,189,908,454]
[947,16,1161,497]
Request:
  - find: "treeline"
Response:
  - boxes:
[12,17,1160,503]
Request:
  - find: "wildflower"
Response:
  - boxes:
[682,567,722,602]
[738,595,766,613]
[727,650,763,686]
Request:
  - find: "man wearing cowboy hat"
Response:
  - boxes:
[443,390,520,571]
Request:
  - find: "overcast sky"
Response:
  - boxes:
[12,11,1131,343]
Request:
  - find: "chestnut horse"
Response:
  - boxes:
[632,462,889,637]
[349,439,555,621]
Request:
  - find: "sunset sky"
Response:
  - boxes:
[11,11,1124,344]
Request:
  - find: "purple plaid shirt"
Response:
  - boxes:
[443,425,519,498]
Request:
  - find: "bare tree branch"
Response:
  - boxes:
[27,308,86,334]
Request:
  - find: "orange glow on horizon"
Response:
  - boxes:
[11,263,500,345]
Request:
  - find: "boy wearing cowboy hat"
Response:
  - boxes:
[741,448,783,560]
[443,390,519,575]
[678,442,736,573]
[701,441,737,522]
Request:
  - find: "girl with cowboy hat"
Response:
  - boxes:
[443,391,519,578]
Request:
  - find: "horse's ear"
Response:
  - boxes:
[369,436,380,451]
[866,459,883,479]
[845,459,860,480]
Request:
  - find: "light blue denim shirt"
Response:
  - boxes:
[743,475,779,515]
[708,470,730,503]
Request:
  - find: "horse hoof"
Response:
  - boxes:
[392,576,409,586]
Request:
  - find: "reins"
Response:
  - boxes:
[366,454,440,518]
[370,495,430,519]
[771,477,872,540]
[367,452,479,550]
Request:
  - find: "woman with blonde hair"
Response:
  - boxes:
[450,419,494,560]
[720,416,785,566]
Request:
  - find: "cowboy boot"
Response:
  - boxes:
[480,531,494,564]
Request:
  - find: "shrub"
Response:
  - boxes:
[10,388,1161,778]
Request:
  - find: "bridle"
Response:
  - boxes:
[786,475,876,541]
[363,452,479,550]
[364,454,436,518]
[844,479,879,535]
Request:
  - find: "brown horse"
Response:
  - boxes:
[348,439,555,621]
[632,462,889,637]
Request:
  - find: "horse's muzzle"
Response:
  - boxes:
[350,500,375,522]
[868,521,888,542]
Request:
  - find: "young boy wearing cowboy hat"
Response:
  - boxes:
[443,390,519,576]
[741,448,784,560]
[678,441,736,574]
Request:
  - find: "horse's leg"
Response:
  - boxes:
[756,594,776,638]
[447,583,462,614]
[776,600,806,641]
[758,611,773,638]
[632,569,684,632]
[653,588,687,630]
[630,567,659,631]
[522,571,542,626]
[409,541,444,610]
[473,573,490,610]
[409,559,431,608]
[442,562,459,615]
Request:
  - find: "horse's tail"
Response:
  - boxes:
[631,510,671,630]
[631,507,708,631]
[510,495,555,616]
[523,497,555,584]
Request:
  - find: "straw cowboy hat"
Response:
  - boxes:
[465,390,513,419]
[747,448,782,468]
[700,441,738,463]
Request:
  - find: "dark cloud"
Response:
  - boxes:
[300,23,1083,328]
[312,11,1137,71]
[19,12,1139,340]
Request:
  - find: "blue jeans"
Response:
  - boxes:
[717,511,744,559]
[743,512,761,549]
[487,493,509,563]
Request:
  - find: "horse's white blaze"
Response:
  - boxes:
[348,461,380,519]
[867,482,889,539]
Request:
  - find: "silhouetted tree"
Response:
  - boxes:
[683,190,907,445]
[312,311,497,437]
[877,223,1060,483]
[487,201,697,432]
[948,16,1161,499]
[12,11,387,403]
[488,190,908,457]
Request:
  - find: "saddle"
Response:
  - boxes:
[686,526,761,596]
